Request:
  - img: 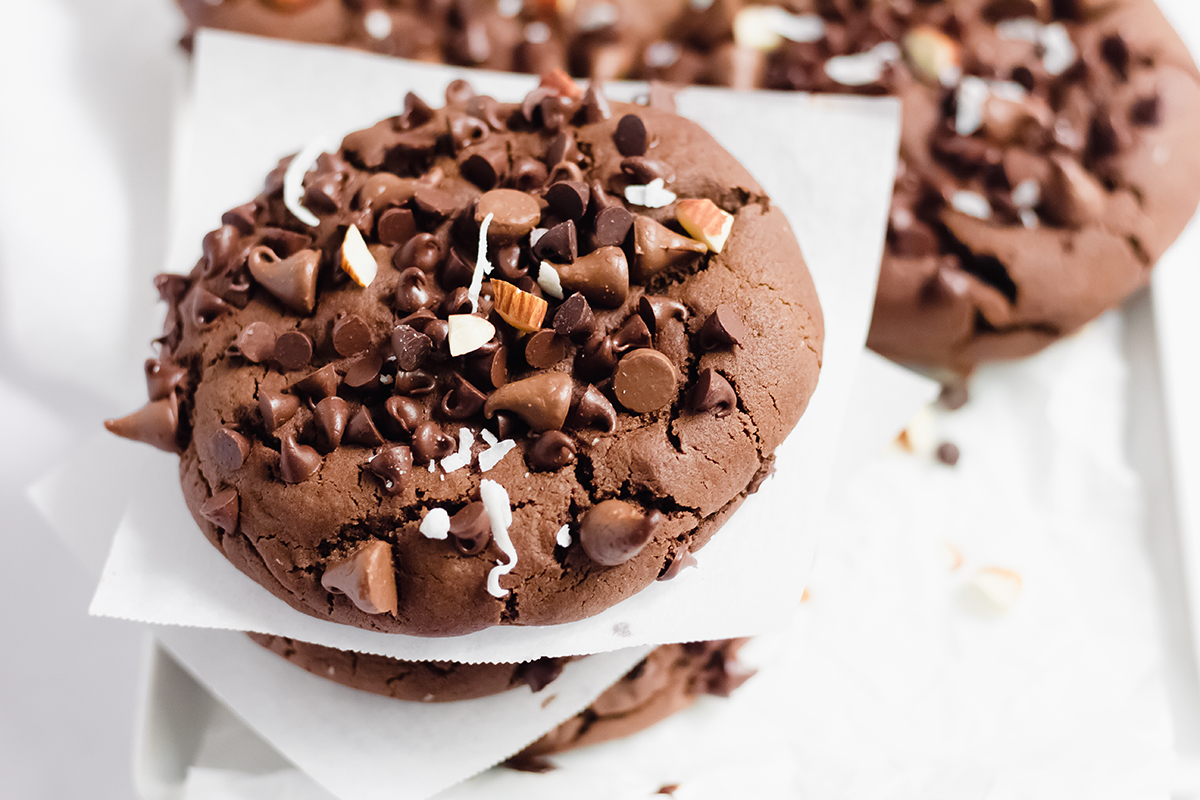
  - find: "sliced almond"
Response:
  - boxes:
[491,280,548,333]
[340,224,378,288]
[447,314,497,357]
[972,566,1023,612]
[903,26,961,87]
[539,67,584,99]
[676,198,734,253]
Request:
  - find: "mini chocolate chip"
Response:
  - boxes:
[698,305,747,350]
[555,246,629,308]
[274,330,313,371]
[211,427,251,472]
[344,406,384,447]
[368,445,412,495]
[377,208,417,246]
[580,500,661,566]
[657,547,697,581]
[259,389,299,432]
[321,540,397,616]
[440,373,487,419]
[613,349,677,413]
[637,295,688,336]
[291,364,339,400]
[687,369,735,417]
[936,442,961,466]
[614,114,648,157]
[611,315,652,354]
[394,232,444,273]
[395,266,435,313]
[343,352,383,389]
[484,372,573,432]
[527,430,576,471]
[620,156,674,184]
[543,181,591,221]
[449,502,492,555]
[144,358,186,401]
[532,220,577,263]
[592,206,635,248]
[412,421,455,464]
[279,434,322,483]
[104,397,181,454]
[566,384,617,432]
[199,487,239,533]
[233,322,276,363]
[583,83,612,123]
[391,324,432,371]
[247,247,320,314]
[552,292,595,341]
[525,330,568,369]
[384,396,424,437]
[314,396,349,451]
[332,314,373,357]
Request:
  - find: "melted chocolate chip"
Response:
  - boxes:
[657,547,697,581]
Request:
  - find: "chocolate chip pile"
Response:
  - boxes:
[107,77,822,636]
[177,0,1200,370]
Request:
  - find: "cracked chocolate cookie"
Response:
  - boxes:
[106,80,822,636]
[175,0,1200,372]
[247,632,751,765]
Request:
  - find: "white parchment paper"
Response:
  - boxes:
[84,30,903,664]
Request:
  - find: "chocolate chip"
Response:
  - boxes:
[544,131,578,168]
[413,185,463,218]
[384,395,423,437]
[611,315,652,354]
[552,292,595,340]
[320,540,397,616]
[554,246,629,308]
[613,349,677,413]
[343,352,383,389]
[1100,34,1129,80]
[938,381,970,411]
[412,420,455,464]
[221,203,256,235]
[528,430,577,472]
[344,406,384,447]
[144,358,186,401]
[543,181,591,221]
[524,329,568,369]
[440,373,488,419]
[483,372,573,432]
[291,364,340,400]
[279,434,322,483]
[358,173,418,214]
[575,333,618,382]
[459,145,509,190]
[395,266,435,313]
[188,286,230,327]
[259,389,299,432]
[247,246,320,314]
[104,396,181,454]
[233,322,277,363]
[698,304,747,351]
[507,156,549,193]
[394,369,438,396]
[465,344,508,390]
[687,369,735,417]
[566,384,617,433]
[637,295,688,336]
[477,189,542,240]
[449,501,492,555]
[614,114,648,157]
[580,499,661,566]
[155,273,190,304]
[211,427,251,472]
[377,208,417,246]
[936,442,961,466]
[439,247,476,289]
[657,547,697,581]
[314,396,349,451]
[1130,95,1161,127]
[367,445,413,495]
[332,314,373,357]
[274,330,313,371]
[593,206,635,249]
[394,232,444,273]
[391,324,432,371]
[620,156,674,184]
[532,220,577,263]
[513,657,565,692]
[199,487,239,533]
[583,82,612,123]
[632,216,705,281]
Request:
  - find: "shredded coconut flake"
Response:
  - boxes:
[480,429,498,447]
[996,18,1041,43]
[951,190,992,220]
[1012,179,1040,209]
[497,0,522,17]
[1040,23,1076,75]
[645,40,681,68]
[525,21,551,44]
[480,480,517,598]
[440,427,475,473]
[419,508,450,540]
[578,2,617,31]
[538,261,564,299]
[955,76,990,136]
[624,178,676,208]
[468,213,494,312]
[824,43,897,87]
[364,9,392,40]
[283,138,332,228]
[556,525,571,548]
[479,439,517,472]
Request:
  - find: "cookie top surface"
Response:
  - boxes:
[177,0,1200,372]
[109,81,822,637]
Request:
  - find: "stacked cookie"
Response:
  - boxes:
[176,0,1200,372]
[106,75,823,770]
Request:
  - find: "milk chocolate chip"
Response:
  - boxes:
[580,500,662,566]
[566,384,617,432]
[321,540,398,616]
[687,369,736,417]
[632,216,706,282]
[554,246,629,308]
[637,295,688,335]
[315,396,349,451]
[367,445,413,495]
[211,427,251,472]
[259,389,299,432]
[412,421,455,464]
[528,430,576,471]
[104,396,180,454]
[232,322,277,363]
[614,114,648,156]
[697,304,747,350]
[279,434,322,483]
[144,358,186,401]
[247,246,320,314]
[613,349,678,413]
[345,406,385,447]
[484,372,573,432]
[476,189,541,240]
[199,487,239,534]
[524,329,568,369]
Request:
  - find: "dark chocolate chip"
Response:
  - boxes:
[413,185,463,219]
[527,430,576,471]
[657,547,697,581]
[507,156,549,193]
[524,330,568,369]
[377,208,417,246]
[583,82,612,123]
[613,349,677,413]
[614,114,648,157]
[144,358,186,401]
[259,389,299,432]
[394,232,444,273]
[391,324,432,371]
[566,384,617,433]
[412,421,455,464]
[532,220,577,264]
[620,156,674,184]
[211,427,251,472]
[221,203,256,235]
[274,330,313,371]
[395,266,435,313]
[291,364,339,400]
[459,145,509,190]
[513,657,565,692]
[698,304,747,351]
[552,292,595,341]
[544,131,578,168]
[1100,34,1129,80]
[232,322,276,363]
[637,295,688,336]
[332,314,373,357]
[367,445,413,495]
[188,286,230,328]
[439,247,476,289]
[440,373,487,419]
[1130,95,1161,127]
[592,206,635,248]
[343,352,383,389]
[575,333,618,382]
[345,406,384,447]
[199,487,239,533]
[465,344,508,390]
[543,181,590,221]
[384,395,423,438]
[687,369,735,417]
[314,396,349,451]
[394,369,438,396]
[580,500,661,566]
[611,315,652,353]
[279,434,322,483]
[449,501,492,555]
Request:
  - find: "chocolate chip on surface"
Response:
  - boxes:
[555,246,629,308]
[524,329,568,369]
[449,501,492,555]
[211,427,251,472]
[199,488,240,534]
[104,397,180,454]
[332,314,373,357]
[698,304,747,350]
[552,292,596,341]
[259,389,299,432]
[391,324,433,371]
[687,369,736,417]
[614,114,648,157]
[232,321,277,364]
[367,445,413,495]
[247,246,319,314]
[291,364,340,400]
[314,396,350,451]
[320,539,398,616]
[580,500,661,566]
[476,189,541,240]
[280,434,322,483]
[527,430,577,471]
[345,406,385,447]
[613,349,678,413]
[484,372,574,432]
[274,330,314,371]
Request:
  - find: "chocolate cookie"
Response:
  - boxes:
[106,80,822,636]
[175,0,1200,371]
[247,632,751,764]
